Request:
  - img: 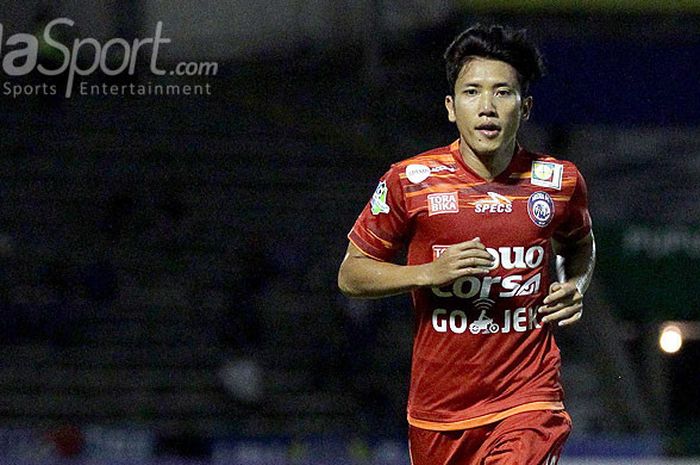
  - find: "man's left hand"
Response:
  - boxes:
[539,281,583,326]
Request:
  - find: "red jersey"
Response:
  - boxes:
[348,140,592,430]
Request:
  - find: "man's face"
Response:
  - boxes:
[445,57,532,157]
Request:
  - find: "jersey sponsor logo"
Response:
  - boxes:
[474,192,513,214]
[528,191,555,227]
[429,244,545,335]
[370,181,390,215]
[430,164,457,173]
[531,161,563,190]
[427,192,459,216]
[432,244,449,259]
[469,309,500,334]
[486,245,545,270]
[405,164,431,183]
[431,245,545,300]
[432,273,542,300]
[405,164,458,184]
[432,245,545,270]
[431,306,542,335]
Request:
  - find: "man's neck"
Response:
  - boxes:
[459,139,517,181]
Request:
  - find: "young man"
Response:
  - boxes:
[338,25,595,465]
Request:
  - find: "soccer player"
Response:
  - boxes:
[337,24,596,465]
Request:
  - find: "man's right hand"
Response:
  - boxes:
[338,239,494,299]
[423,237,495,287]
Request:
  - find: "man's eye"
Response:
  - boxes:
[464,89,478,96]
[496,89,512,96]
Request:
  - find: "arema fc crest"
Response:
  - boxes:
[527,191,554,227]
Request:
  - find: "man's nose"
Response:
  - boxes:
[479,94,497,116]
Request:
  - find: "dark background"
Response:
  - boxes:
[0,1,698,463]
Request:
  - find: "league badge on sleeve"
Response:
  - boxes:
[530,161,563,190]
[370,181,390,215]
[527,191,555,227]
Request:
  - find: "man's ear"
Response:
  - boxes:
[445,95,457,123]
[522,96,533,121]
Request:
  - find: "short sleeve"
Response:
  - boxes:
[348,166,409,261]
[554,169,592,243]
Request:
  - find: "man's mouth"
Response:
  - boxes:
[475,123,501,138]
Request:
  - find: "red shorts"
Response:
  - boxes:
[408,410,571,465]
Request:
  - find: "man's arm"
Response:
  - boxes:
[338,238,494,299]
[539,231,596,326]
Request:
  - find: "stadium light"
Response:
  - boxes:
[658,321,700,354]
[659,325,682,354]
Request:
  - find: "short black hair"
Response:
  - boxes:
[444,24,545,95]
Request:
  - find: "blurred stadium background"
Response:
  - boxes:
[0,1,698,464]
